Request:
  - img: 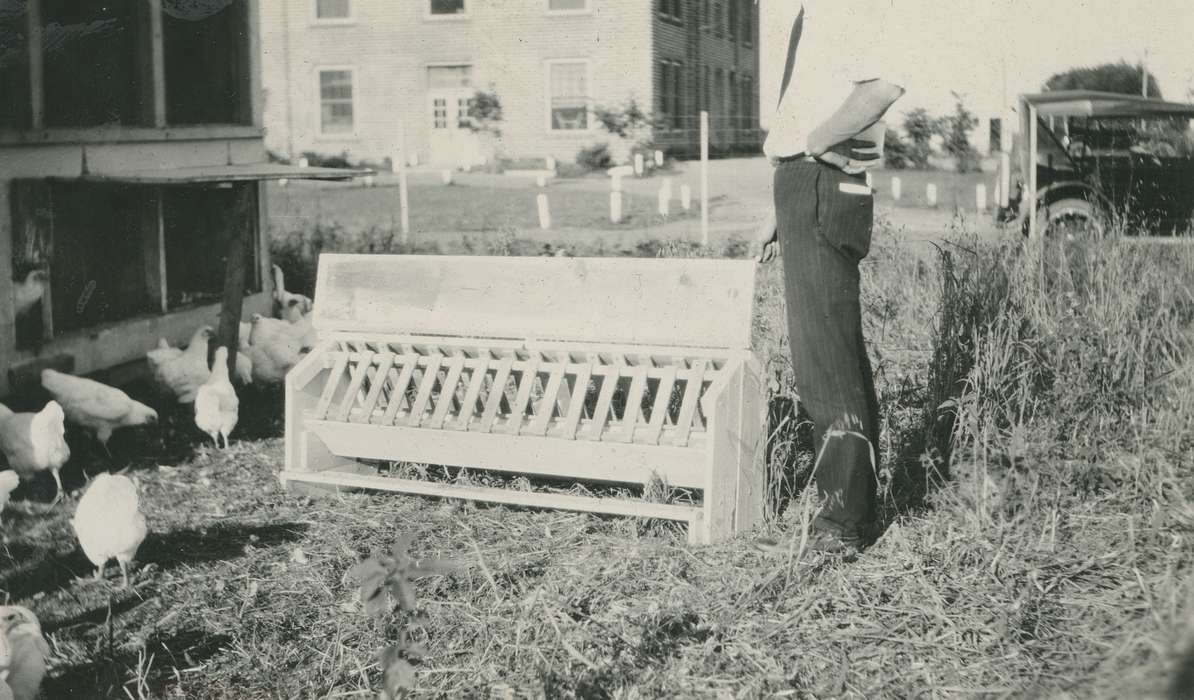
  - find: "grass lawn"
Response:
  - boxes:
[2,222,1193,698]
[268,179,698,235]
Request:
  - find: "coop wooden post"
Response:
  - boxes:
[212,183,252,375]
[700,110,710,246]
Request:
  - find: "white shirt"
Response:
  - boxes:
[763,1,908,160]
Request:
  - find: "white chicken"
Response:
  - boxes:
[0,605,50,700]
[146,337,183,390]
[71,473,148,588]
[195,346,239,449]
[245,315,303,384]
[233,350,254,386]
[0,401,71,503]
[0,472,19,526]
[13,270,47,319]
[284,306,320,351]
[41,370,158,455]
[149,326,212,403]
[272,264,313,321]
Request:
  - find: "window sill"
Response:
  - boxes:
[0,125,263,146]
[315,133,361,142]
[547,10,594,17]
[424,14,470,21]
[311,18,356,26]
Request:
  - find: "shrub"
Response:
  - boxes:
[575,143,614,172]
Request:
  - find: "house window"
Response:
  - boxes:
[659,61,683,129]
[547,61,590,131]
[429,0,467,16]
[658,0,682,22]
[0,2,31,128]
[728,70,737,122]
[319,69,354,134]
[457,96,473,129]
[163,0,251,125]
[712,2,723,37]
[41,0,152,127]
[741,0,753,45]
[728,0,737,43]
[432,98,448,129]
[741,75,753,128]
[548,0,587,11]
[427,64,472,89]
[713,68,723,117]
[315,0,351,20]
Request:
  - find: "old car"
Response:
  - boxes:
[1002,90,1194,238]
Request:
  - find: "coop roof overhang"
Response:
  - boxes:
[51,162,373,184]
[1021,91,1194,119]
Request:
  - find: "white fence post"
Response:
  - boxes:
[397,120,411,243]
[658,184,670,217]
[891,176,901,201]
[700,111,709,246]
[537,193,551,230]
[680,184,692,211]
[634,153,644,177]
[999,152,1011,208]
[976,183,987,211]
[441,169,453,185]
[926,183,938,208]
[654,149,664,167]
[610,175,623,223]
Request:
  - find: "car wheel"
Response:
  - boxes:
[1042,198,1105,240]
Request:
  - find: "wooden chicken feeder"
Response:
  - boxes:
[281,254,764,544]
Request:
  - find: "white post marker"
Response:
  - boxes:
[999,152,1011,208]
[891,176,901,201]
[441,169,452,185]
[865,171,873,188]
[364,175,375,188]
[654,150,664,167]
[976,183,987,211]
[610,191,623,223]
[993,181,1001,209]
[279,178,288,188]
[926,183,938,208]
[634,152,645,177]
[536,174,547,188]
[658,184,670,217]
[396,120,411,242]
[537,193,551,230]
[700,110,710,246]
[680,184,692,211]
[546,156,557,172]
[298,157,309,168]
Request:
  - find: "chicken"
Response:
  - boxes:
[233,350,254,386]
[71,473,148,588]
[247,314,294,348]
[0,472,19,526]
[41,370,158,455]
[272,264,312,321]
[0,401,71,503]
[146,337,183,393]
[285,310,320,351]
[195,347,239,449]
[13,270,47,319]
[0,605,50,700]
[153,326,213,403]
[244,312,303,384]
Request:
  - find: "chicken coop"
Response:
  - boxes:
[0,0,367,398]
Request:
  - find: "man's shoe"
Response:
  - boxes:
[754,528,865,558]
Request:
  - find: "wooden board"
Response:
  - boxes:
[312,255,757,350]
[304,420,706,489]
[280,468,701,523]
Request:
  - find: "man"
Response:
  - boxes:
[755,2,906,554]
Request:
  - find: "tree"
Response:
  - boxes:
[1045,61,1162,98]
[882,128,913,169]
[937,92,980,173]
[900,107,937,169]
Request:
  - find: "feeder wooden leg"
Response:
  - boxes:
[700,359,765,544]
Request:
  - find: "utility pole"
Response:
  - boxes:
[1141,49,1149,97]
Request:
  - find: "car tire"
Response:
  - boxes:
[1042,198,1105,239]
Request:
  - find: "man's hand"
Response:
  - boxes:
[815,150,878,176]
[755,212,779,263]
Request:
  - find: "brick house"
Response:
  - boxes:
[260,0,761,167]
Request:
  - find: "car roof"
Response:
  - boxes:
[1021,90,1194,118]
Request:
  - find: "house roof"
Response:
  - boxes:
[55,162,373,184]
[1022,90,1194,118]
